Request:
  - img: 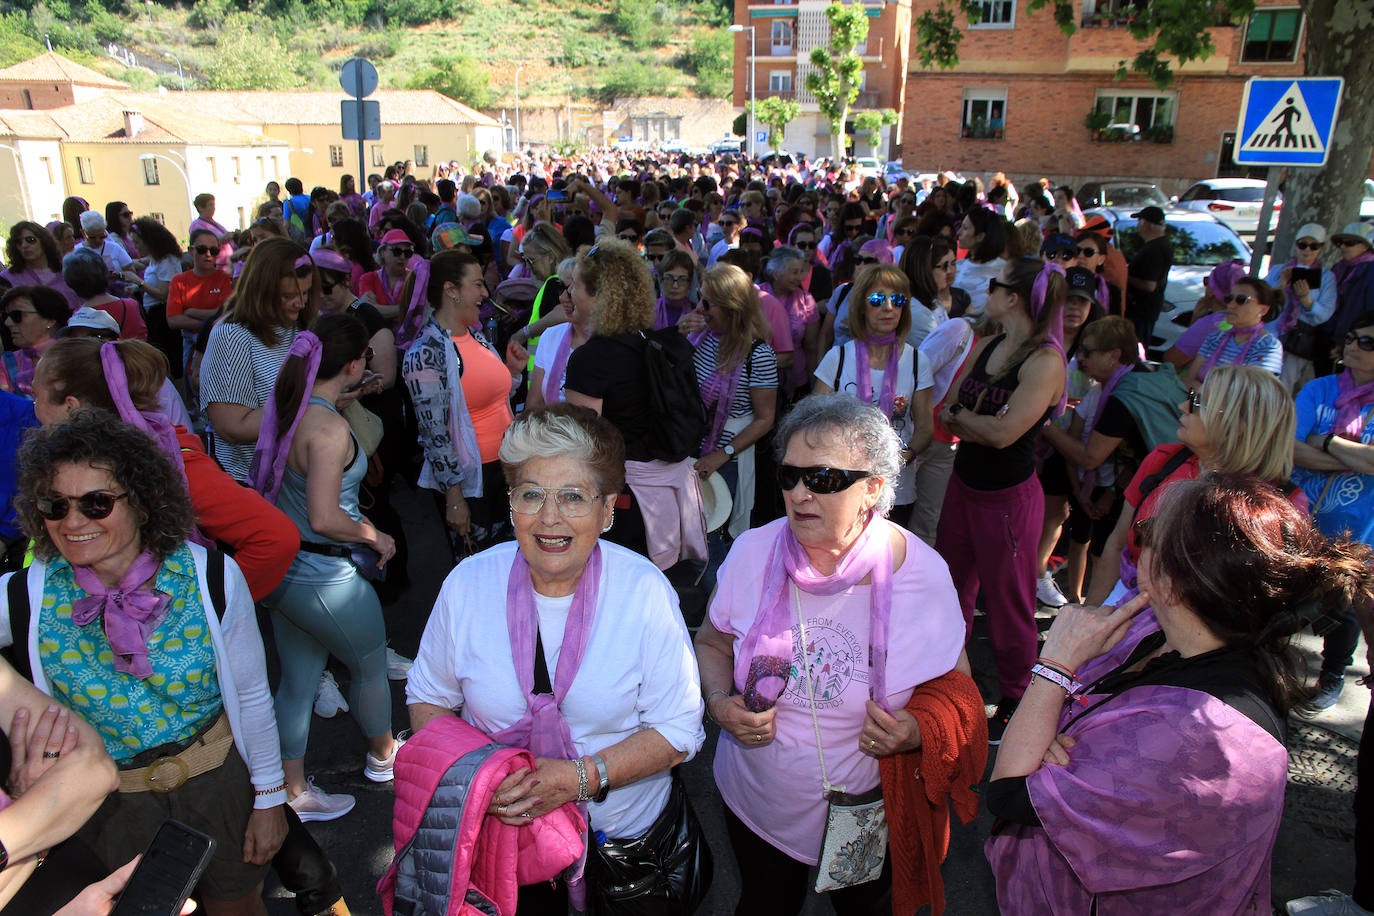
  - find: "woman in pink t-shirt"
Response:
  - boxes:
[694,394,969,915]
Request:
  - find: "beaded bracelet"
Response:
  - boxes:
[255,782,288,797]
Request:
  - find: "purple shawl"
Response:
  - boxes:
[249,331,322,503]
[542,326,576,405]
[1334,368,1374,440]
[1199,324,1268,380]
[653,296,693,331]
[395,255,430,350]
[1333,250,1374,298]
[1076,362,1134,500]
[698,331,749,456]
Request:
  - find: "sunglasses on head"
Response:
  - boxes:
[778,464,872,494]
[4,309,36,323]
[1132,516,1154,548]
[1223,293,1254,305]
[1185,387,1202,414]
[1345,331,1374,352]
[1296,241,1323,251]
[193,244,221,256]
[867,292,908,310]
[34,490,128,522]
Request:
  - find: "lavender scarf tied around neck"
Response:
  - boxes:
[71,550,169,679]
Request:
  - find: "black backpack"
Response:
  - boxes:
[635,327,707,463]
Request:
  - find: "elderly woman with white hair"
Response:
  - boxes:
[696,394,981,916]
[759,246,821,395]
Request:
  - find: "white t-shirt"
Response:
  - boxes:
[815,341,933,506]
[953,257,1006,317]
[406,541,705,839]
[531,322,574,403]
[143,255,183,308]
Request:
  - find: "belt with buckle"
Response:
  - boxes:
[117,714,234,794]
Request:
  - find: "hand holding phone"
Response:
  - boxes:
[106,820,215,916]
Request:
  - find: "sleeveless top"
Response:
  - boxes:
[953,335,1048,490]
[277,396,368,584]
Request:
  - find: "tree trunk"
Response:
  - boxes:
[1272,0,1374,258]
[833,102,849,162]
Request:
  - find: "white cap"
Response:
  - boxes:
[1294,223,1328,244]
[66,306,120,334]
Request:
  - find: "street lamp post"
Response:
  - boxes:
[515,66,525,153]
[139,152,194,217]
[728,24,756,160]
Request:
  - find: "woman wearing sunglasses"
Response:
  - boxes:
[936,256,1068,740]
[1,285,68,397]
[201,238,319,483]
[7,410,290,914]
[988,473,1372,915]
[1290,310,1374,712]
[1319,222,1374,362]
[252,313,401,820]
[1264,223,1338,389]
[358,229,416,319]
[815,264,933,525]
[2,221,78,310]
[407,404,705,913]
[1084,366,1299,607]
[695,394,980,916]
[1181,277,1283,389]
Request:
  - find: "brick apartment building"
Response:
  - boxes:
[899,0,1320,195]
[730,0,912,160]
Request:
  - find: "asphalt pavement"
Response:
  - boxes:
[262,479,1367,916]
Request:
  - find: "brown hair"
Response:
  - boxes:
[270,312,369,439]
[223,237,319,346]
[848,264,913,343]
[1079,316,1139,366]
[5,221,61,272]
[35,338,167,413]
[990,256,1067,389]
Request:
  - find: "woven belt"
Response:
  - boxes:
[117,714,234,794]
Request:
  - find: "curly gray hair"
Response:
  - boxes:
[774,393,901,517]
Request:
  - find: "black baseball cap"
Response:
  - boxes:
[1065,266,1100,305]
[1130,206,1166,225]
[1039,233,1076,258]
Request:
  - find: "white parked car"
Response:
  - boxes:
[1086,206,1252,356]
[852,156,881,178]
[1361,178,1374,221]
[1172,178,1280,235]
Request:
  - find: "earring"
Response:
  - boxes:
[508,509,516,529]
[602,512,615,534]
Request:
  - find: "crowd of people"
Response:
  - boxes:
[0,147,1371,916]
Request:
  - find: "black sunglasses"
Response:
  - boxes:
[1295,241,1323,251]
[988,277,1018,295]
[793,240,816,250]
[319,280,337,295]
[390,247,415,259]
[1223,293,1253,305]
[1186,387,1202,413]
[34,490,128,522]
[1076,246,1102,258]
[1345,331,1374,352]
[1132,516,1154,548]
[193,244,221,256]
[777,464,872,494]
[1043,250,1075,261]
[1337,239,1367,248]
[843,222,863,233]
[4,309,36,323]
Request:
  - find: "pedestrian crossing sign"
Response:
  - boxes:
[1235,77,1343,167]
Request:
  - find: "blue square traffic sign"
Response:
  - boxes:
[1234,77,1344,167]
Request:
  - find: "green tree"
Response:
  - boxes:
[912,0,1374,266]
[683,31,731,98]
[596,58,670,104]
[852,108,898,159]
[202,13,298,89]
[732,111,747,136]
[805,0,869,163]
[405,53,493,109]
[752,96,801,153]
[611,0,668,51]
[0,13,42,67]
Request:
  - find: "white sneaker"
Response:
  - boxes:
[1288,891,1374,916]
[386,647,413,681]
[364,733,407,783]
[288,779,356,823]
[313,671,349,718]
[1036,570,1069,608]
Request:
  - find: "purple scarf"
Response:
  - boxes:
[699,331,749,456]
[1199,324,1267,380]
[395,256,430,350]
[853,334,901,416]
[1077,362,1134,501]
[1334,369,1374,440]
[1333,251,1374,298]
[1032,261,1069,415]
[735,516,893,712]
[542,326,576,405]
[71,549,170,679]
[249,331,322,502]
[653,296,692,331]
[491,546,602,906]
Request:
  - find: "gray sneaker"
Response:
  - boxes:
[288,778,355,823]
[1287,891,1374,916]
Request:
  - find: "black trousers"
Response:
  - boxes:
[722,804,891,916]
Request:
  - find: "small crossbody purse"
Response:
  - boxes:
[793,586,888,893]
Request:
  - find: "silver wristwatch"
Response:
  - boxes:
[723,443,737,458]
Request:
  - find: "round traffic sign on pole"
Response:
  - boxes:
[339,58,378,99]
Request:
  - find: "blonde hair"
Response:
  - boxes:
[576,239,654,335]
[848,264,912,343]
[700,264,770,371]
[1200,365,1295,481]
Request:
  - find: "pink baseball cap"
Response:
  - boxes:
[380,229,412,246]
[311,249,352,275]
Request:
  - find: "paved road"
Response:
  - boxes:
[263,479,1366,915]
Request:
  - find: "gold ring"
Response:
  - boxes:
[868,738,877,749]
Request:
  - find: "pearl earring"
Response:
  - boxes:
[602,512,615,534]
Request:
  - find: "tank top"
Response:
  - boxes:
[453,332,515,463]
[277,396,368,583]
[953,335,1048,490]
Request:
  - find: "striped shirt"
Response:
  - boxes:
[1196,327,1283,379]
[692,335,778,447]
[201,322,297,481]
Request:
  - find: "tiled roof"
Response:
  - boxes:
[120,89,503,128]
[0,109,65,139]
[4,94,287,145]
[0,51,129,89]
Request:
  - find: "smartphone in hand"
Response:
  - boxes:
[109,819,216,916]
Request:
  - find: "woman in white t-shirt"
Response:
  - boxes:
[814,264,934,521]
[527,257,587,410]
[407,405,705,912]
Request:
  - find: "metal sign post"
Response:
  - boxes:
[1234,77,1344,276]
[339,58,379,183]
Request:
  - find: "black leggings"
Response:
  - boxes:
[722,804,891,916]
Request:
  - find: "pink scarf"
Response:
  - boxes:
[1032,261,1069,415]
[854,334,901,416]
[394,256,430,350]
[699,331,749,456]
[71,549,170,679]
[542,326,576,405]
[734,517,893,713]
[491,546,602,906]
[1199,324,1268,380]
[249,331,322,502]
[1334,369,1374,440]
[1333,251,1374,298]
[1077,362,1135,501]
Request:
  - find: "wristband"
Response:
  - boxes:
[1030,663,1079,694]
[255,782,288,797]
[1035,656,1076,678]
[591,753,610,804]
[1323,433,1336,453]
[573,757,591,802]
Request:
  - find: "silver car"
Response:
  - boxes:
[1085,206,1253,355]
[1172,178,1279,235]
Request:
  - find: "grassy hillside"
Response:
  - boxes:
[0,0,734,108]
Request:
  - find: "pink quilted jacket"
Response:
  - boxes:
[379,716,586,915]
